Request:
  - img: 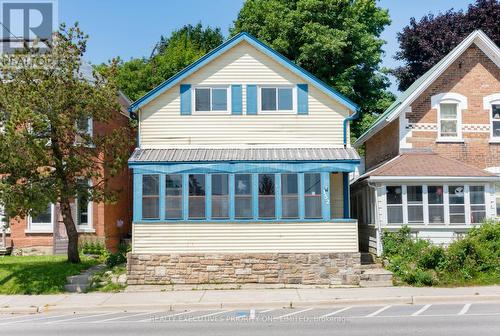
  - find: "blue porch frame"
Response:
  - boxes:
[130,160,358,223]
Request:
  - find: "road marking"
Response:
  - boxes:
[259,308,275,314]
[318,307,351,319]
[412,304,432,316]
[458,303,471,315]
[98,311,160,323]
[44,312,118,324]
[0,313,76,325]
[139,310,194,322]
[186,310,230,321]
[274,308,313,320]
[366,305,392,317]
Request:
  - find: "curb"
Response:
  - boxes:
[0,294,495,315]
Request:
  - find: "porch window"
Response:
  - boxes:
[260,87,293,112]
[165,174,182,219]
[407,186,423,223]
[281,173,299,219]
[189,174,206,219]
[304,173,322,219]
[439,103,459,138]
[194,87,228,112]
[258,174,275,219]
[449,185,465,224]
[386,186,403,224]
[428,185,444,223]
[212,174,229,219]
[235,174,252,219]
[470,186,486,224]
[142,175,160,219]
[495,182,500,217]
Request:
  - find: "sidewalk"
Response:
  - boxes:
[1,285,499,314]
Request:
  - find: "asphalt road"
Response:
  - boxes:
[1,302,499,335]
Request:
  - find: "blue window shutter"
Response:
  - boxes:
[297,84,309,115]
[246,85,257,115]
[231,85,242,115]
[180,84,191,115]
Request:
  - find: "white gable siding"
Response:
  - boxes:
[139,41,350,147]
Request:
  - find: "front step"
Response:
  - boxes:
[64,283,89,293]
[359,268,393,287]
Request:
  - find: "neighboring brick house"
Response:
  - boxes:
[2,68,133,255]
[352,30,500,255]
[126,32,362,286]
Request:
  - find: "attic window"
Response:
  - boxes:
[259,86,294,113]
[194,87,229,113]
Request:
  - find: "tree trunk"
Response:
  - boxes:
[60,199,80,263]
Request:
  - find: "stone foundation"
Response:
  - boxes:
[12,246,53,256]
[127,252,361,286]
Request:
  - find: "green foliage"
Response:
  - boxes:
[231,0,395,139]
[382,221,500,286]
[79,238,107,257]
[0,256,98,294]
[89,265,126,293]
[105,23,224,101]
[105,242,131,268]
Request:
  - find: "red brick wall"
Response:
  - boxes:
[406,45,500,169]
[365,119,400,170]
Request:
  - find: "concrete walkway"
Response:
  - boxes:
[0,285,499,314]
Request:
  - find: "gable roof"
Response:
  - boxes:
[354,30,500,148]
[128,32,359,113]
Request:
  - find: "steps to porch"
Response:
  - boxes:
[359,253,393,287]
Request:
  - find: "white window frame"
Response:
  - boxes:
[431,92,467,142]
[75,179,94,231]
[258,85,296,114]
[75,117,93,146]
[192,85,231,115]
[484,93,500,142]
[27,204,54,233]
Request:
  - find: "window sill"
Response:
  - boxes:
[489,139,500,144]
[77,227,95,233]
[25,229,53,234]
[192,111,231,116]
[258,111,297,115]
[436,138,464,143]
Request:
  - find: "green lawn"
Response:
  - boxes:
[0,255,98,295]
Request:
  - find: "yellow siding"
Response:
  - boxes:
[132,221,358,254]
[139,41,350,147]
[331,173,344,218]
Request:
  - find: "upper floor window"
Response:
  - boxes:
[491,104,500,138]
[194,87,229,113]
[259,86,294,113]
[431,92,467,141]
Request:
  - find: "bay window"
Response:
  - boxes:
[189,174,206,219]
[470,186,486,224]
[260,87,294,113]
[142,175,159,219]
[194,87,228,113]
[407,186,423,223]
[258,174,275,219]
[282,174,298,219]
[304,173,322,219]
[386,186,403,224]
[212,174,229,219]
[165,174,182,219]
[235,174,252,219]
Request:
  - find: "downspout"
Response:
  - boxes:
[343,107,361,147]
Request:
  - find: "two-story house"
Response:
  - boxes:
[352,30,500,255]
[2,64,133,255]
[126,32,362,286]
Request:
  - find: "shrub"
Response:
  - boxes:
[105,242,131,267]
[80,239,107,257]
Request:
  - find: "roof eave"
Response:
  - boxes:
[368,175,500,182]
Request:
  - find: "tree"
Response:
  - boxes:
[108,23,224,101]
[0,24,132,263]
[394,0,500,91]
[231,0,395,138]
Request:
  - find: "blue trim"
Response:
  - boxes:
[133,172,142,222]
[159,174,166,220]
[297,84,308,115]
[182,174,189,220]
[128,32,358,113]
[229,174,235,220]
[252,173,258,219]
[129,161,359,175]
[275,173,282,220]
[321,172,331,220]
[298,173,305,219]
[343,173,350,219]
[246,84,257,115]
[134,218,358,224]
[180,84,191,115]
[231,85,242,115]
[206,174,212,220]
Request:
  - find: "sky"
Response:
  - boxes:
[58,0,475,94]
